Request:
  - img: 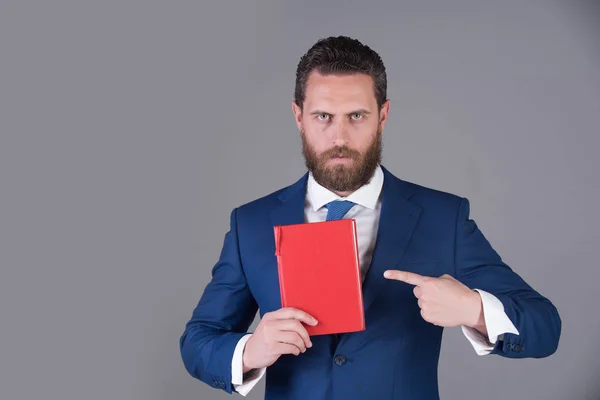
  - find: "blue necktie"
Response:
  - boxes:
[325,200,356,221]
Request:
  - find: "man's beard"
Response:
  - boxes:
[301,126,382,193]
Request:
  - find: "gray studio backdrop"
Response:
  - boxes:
[1,1,599,399]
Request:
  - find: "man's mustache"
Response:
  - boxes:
[322,147,359,159]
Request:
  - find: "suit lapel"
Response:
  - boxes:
[361,166,422,314]
[269,172,309,233]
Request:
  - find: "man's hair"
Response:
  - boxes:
[294,36,387,110]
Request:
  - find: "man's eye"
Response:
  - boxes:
[351,113,363,120]
[317,114,330,121]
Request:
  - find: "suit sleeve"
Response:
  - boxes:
[179,207,258,393]
[454,197,561,358]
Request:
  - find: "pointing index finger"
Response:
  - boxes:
[384,270,427,286]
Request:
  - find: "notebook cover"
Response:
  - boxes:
[273,219,365,336]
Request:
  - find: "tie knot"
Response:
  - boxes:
[324,200,356,221]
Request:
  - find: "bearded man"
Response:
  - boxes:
[179,36,561,400]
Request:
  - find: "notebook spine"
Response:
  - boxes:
[273,225,286,307]
[274,225,281,256]
[350,219,366,330]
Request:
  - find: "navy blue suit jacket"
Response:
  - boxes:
[180,165,561,400]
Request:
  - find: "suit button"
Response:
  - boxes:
[334,354,346,366]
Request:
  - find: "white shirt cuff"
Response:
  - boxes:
[461,289,519,355]
[231,333,266,396]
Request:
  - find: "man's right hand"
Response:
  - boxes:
[242,307,318,373]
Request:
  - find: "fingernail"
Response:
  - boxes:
[312,319,318,325]
[308,341,313,348]
[384,270,391,278]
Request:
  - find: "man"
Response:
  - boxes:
[179,36,561,400]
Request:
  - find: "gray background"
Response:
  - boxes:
[1,1,598,399]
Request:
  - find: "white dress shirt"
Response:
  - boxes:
[231,165,519,396]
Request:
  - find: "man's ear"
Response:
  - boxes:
[292,101,303,131]
[378,99,391,130]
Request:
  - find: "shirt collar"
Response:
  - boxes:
[306,164,384,212]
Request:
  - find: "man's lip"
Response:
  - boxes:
[330,156,352,162]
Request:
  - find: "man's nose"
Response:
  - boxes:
[331,119,350,146]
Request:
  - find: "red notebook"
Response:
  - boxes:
[273,219,365,336]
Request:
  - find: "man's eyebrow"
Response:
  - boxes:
[308,109,372,116]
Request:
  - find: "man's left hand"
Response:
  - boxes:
[383,269,486,334]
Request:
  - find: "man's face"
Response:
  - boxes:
[293,70,390,194]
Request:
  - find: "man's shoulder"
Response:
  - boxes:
[404,179,463,202]
[395,178,468,222]
[238,187,287,211]
[387,169,465,211]
[234,172,308,215]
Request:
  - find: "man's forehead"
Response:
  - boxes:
[304,72,376,111]
[305,71,374,93]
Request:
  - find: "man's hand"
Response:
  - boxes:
[242,307,318,373]
[383,270,486,334]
